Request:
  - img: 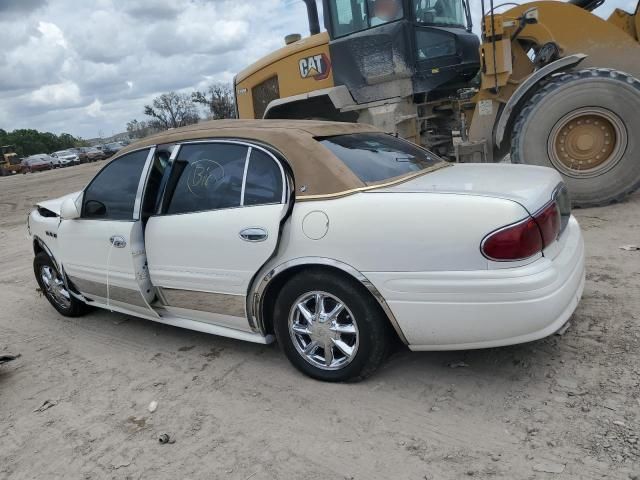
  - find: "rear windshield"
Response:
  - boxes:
[318,133,442,184]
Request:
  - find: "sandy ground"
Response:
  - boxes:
[0,163,638,480]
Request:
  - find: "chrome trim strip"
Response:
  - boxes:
[248,257,409,345]
[159,288,247,318]
[156,144,182,215]
[240,146,252,206]
[133,147,157,221]
[68,275,108,298]
[67,275,149,307]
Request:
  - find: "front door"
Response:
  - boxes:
[58,147,157,317]
[145,141,288,331]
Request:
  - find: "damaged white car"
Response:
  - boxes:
[28,120,585,381]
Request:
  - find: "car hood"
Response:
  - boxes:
[36,191,81,215]
[372,163,563,213]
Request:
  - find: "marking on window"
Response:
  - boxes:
[187,159,225,198]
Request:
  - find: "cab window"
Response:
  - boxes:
[82,149,149,220]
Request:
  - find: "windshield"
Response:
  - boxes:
[318,133,443,184]
[414,0,466,27]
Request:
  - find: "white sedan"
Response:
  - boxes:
[28,120,585,381]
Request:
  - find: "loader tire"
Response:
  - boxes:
[511,68,640,208]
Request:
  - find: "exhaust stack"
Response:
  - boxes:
[303,0,320,35]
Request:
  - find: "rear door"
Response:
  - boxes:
[145,141,288,332]
[58,148,158,317]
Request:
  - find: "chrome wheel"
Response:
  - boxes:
[40,265,71,309]
[288,291,359,371]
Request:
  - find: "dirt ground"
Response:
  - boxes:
[0,163,638,480]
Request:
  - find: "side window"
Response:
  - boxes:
[243,149,283,206]
[329,0,367,36]
[164,143,248,215]
[82,149,149,220]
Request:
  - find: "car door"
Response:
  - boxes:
[145,141,288,332]
[58,147,158,317]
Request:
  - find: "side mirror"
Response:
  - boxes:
[61,197,81,220]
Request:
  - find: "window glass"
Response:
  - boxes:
[414,0,466,26]
[319,133,442,183]
[164,143,247,215]
[328,0,368,36]
[243,149,283,206]
[141,147,173,219]
[369,0,403,26]
[82,149,149,220]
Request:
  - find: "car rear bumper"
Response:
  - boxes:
[365,216,585,350]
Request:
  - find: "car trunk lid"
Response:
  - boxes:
[371,163,565,215]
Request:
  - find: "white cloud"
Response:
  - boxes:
[30,81,82,107]
[86,98,103,117]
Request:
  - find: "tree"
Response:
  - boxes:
[143,92,200,130]
[192,83,236,120]
[0,129,80,156]
[126,119,155,139]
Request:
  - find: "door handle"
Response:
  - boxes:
[109,235,127,248]
[239,227,268,242]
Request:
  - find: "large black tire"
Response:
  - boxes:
[34,252,90,317]
[511,68,640,208]
[273,270,390,382]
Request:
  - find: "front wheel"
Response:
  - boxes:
[34,252,90,317]
[511,68,640,207]
[273,270,390,382]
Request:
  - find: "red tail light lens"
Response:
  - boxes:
[533,202,560,247]
[482,218,543,261]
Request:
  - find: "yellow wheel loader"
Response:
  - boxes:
[0,145,22,176]
[235,0,640,207]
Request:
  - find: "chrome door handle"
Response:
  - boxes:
[109,235,126,248]
[239,227,268,242]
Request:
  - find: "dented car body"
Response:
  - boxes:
[28,120,585,381]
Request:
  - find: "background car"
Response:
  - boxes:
[27,120,585,382]
[25,154,60,168]
[99,142,124,158]
[51,150,80,167]
[78,146,106,162]
[21,157,52,173]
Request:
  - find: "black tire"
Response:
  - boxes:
[34,252,90,317]
[511,68,640,208]
[273,270,390,382]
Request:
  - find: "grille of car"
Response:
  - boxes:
[252,76,280,119]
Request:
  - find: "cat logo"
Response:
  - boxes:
[299,53,331,80]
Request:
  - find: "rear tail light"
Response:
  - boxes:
[481,201,562,262]
[534,202,560,247]
[481,217,543,261]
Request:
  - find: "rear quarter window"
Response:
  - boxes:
[318,133,441,183]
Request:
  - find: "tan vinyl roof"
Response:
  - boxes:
[118,119,386,197]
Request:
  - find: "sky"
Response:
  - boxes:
[0,0,636,139]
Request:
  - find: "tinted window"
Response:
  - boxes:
[319,133,441,183]
[82,149,149,220]
[243,149,283,206]
[165,143,247,215]
[329,0,367,36]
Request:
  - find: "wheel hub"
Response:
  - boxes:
[549,107,627,178]
[288,291,359,371]
[40,265,71,309]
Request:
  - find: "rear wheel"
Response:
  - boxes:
[511,68,640,207]
[34,252,90,317]
[273,270,389,382]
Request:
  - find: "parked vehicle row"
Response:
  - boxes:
[14,143,126,175]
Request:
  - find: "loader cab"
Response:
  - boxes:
[322,0,480,103]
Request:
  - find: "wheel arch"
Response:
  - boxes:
[250,258,409,345]
[494,54,588,151]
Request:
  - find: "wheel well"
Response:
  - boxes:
[259,264,403,344]
[33,238,45,256]
[265,96,358,122]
